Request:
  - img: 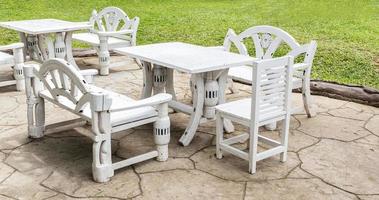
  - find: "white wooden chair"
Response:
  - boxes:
[73,7,140,75]
[215,56,293,174]
[219,25,317,118]
[0,43,25,91]
[23,59,171,182]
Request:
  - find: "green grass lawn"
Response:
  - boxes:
[0,0,378,88]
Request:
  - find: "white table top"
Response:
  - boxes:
[0,19,91,34]
[115,42,256,73]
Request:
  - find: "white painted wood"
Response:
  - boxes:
[72,7,140,75]
[0,42,25,91]
[23,59,172,182]
[221,25,317,118]
[114,42,256,74]
[215,56,294,174]
[0,19,91,35]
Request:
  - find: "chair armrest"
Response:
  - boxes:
[293,63,310,71]
[207,46,226,51]
[95,29,134,37]
[110,93,172,112]
[0,43,24,51]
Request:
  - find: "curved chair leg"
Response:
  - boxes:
[302,75,316,118]
[227,78,238,94]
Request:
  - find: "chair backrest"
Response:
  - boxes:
[250,56,294,125]
[34,59,91,113]
[89,7,139,35]
[223,26,316,65]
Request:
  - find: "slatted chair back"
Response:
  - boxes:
[90,7,138,40]
[250,56,294,125]
[35,59,91,113]
[223,25,303,60]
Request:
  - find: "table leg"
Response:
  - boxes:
[218,69,235,133]
[27,35,43,61]
[153,64,166,94]
[179,73,205,146]
[18,32,27,60]
[166,68,176,101]
[64,31,79,69]
[141,61,153,99]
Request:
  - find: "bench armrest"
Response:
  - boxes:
[110,93,172,112]
[0,43,24,51]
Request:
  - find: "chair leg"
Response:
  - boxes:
[154,103,170,161]
[98,36,110,76]
[248,126,259,174]
[27,97,45,138]
[227,78,237,94]
[280,118,290,162]
[91,111,114,183]
[302,70,316,118]
[215,113,223,159]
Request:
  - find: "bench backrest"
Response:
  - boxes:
[34,59,91,113]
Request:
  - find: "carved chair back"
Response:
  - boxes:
[35,59,91,113]
[223,26,316,65]
[89,7,139,41]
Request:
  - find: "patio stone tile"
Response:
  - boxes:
[5,136,91,172]
[354,134,379,147]
[296,114,371,141]
[42,158,140,199]
[135,157,194,173]
[0,125,30,150]
[366,115,379,136]
[299,139,379,194]
[0,162,14,183]
[137,169,244,200]
[286,166,313,179]
[328,107,373,121]
[0,171,57,200]
[46,194,116,200]
[191,147,299,181]
[343,101,379,115]
[359,195,379,200]
[245,179,357,200]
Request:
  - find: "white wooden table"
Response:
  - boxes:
[0,19,91,68]
[115,42,256,146]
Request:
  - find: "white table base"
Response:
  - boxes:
[141,61,234,146]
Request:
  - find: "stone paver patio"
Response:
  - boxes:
[0,56,378,200]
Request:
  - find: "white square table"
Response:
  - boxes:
[0,19,91,68]
[115,42,256,146]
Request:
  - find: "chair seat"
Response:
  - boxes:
[216,98,286,124]
[72,33,132,48]
[40,85,157,127]
[0,52,14,67]
[228,65,302,89]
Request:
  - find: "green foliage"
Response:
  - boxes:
[0,0,378,88]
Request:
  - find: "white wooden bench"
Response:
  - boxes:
[0,43,25,91]
[217,25,317,118]
[73,7,140,75]
[24,59,171,182]
[216,56,293,174]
